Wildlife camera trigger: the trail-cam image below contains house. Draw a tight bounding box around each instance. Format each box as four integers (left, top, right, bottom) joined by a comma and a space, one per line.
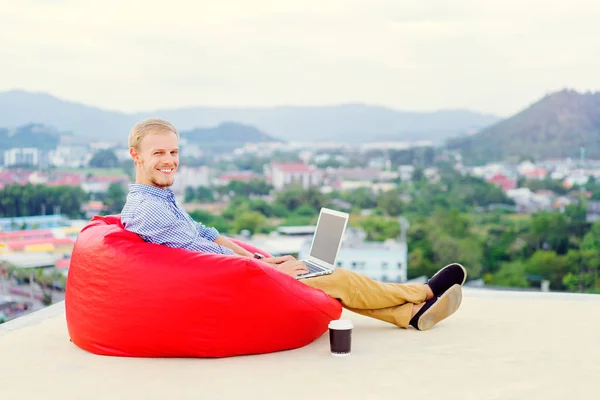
266, 162, 323, 191
214, 171, 259, 186
170, 166, 211, 195
81, 175, 128, 193
522, 168, 548, 180
486, 173, 517, 192
587, 201, 600, 222
398, 165, 415, 182
82, 201, 108, 219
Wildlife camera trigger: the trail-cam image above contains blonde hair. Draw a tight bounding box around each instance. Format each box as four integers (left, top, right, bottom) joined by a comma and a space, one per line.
129, 117, 178, 149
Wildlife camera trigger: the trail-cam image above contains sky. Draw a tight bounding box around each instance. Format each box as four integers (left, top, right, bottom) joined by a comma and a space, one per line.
1, 0, 600, 116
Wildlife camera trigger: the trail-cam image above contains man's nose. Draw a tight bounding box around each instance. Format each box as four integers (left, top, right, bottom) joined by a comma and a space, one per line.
162, 154, 177, 164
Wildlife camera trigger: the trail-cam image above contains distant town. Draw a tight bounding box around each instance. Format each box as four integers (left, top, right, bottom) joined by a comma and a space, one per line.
2, 133, 600, 323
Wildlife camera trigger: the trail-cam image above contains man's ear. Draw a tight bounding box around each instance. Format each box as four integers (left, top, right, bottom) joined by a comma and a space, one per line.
129, 147, 139, 163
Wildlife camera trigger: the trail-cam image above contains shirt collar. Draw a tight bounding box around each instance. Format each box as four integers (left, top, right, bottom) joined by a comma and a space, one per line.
129, 183, 175, 201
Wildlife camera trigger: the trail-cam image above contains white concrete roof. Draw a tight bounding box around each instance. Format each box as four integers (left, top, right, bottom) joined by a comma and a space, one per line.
0, 252, 56, 268
1, 288, 599, 399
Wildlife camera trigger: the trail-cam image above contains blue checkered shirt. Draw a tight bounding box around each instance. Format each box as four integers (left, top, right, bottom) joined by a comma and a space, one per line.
121, 184, 234, 255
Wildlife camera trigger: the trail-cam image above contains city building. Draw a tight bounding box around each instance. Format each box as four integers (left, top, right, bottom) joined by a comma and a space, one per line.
49, 145, 90, 168
285, 219, 410, 284
3, 148, 41, 167
265, 162, 323, 191
297, 227, 408, 283
81, 175, 128, 194
168, 166, 211, 199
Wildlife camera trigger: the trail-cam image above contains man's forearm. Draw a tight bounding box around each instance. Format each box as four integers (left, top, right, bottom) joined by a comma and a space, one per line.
214, 235, 254, 257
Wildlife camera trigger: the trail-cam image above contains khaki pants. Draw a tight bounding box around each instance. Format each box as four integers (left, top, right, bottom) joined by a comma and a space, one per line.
302, 268, 427, 328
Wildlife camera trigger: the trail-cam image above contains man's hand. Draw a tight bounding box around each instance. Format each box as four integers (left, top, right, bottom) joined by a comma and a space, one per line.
261, 255, 309, 277
274, 260, 309, 277
261, 255, 297, 265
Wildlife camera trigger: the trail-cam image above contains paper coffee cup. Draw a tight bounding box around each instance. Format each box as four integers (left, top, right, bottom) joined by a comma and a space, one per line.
328, 319, 353, 356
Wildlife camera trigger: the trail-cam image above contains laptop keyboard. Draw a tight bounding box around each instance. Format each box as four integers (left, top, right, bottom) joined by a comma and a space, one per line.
305, 262, 326, 274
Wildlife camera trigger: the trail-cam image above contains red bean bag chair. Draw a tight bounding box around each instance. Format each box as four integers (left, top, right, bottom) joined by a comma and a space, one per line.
65, 215, 341, 358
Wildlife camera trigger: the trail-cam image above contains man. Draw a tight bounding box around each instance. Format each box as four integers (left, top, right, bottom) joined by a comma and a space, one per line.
121, 118, 467, 331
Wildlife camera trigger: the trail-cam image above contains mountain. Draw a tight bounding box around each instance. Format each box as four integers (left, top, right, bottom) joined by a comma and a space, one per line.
0, 124, 61, 150
446, 89, 600, 164
181, 122, 279, 150
0, 90, 499, 145
148, 104, 499, 144
0, 90, 132, 141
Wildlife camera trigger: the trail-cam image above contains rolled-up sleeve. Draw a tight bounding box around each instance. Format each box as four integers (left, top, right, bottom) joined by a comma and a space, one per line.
122, 200, 234, 255
195, 222, 220, 242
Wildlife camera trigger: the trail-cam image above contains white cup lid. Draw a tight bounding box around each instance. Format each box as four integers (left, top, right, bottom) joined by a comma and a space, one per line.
328, 319, 353, 330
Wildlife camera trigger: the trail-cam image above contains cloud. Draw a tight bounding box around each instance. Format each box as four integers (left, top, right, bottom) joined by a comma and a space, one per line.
1, 0, 600, 115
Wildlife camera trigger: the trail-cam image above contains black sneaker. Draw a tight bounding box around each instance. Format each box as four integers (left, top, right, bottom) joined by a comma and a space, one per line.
409, 284, 462, 331
427, 263, 467, 297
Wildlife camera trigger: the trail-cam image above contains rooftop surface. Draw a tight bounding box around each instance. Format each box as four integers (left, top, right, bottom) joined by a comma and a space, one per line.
1, 288, 598, 399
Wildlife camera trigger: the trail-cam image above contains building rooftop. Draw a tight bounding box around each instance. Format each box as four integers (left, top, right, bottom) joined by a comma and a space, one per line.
1, 288, 598, 398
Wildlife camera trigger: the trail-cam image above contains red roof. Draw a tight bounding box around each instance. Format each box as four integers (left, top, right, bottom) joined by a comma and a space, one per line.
4, 237, 75, 250
48, 174, 83, 186
85, 176, 127, 183
219, 172, 257, 182
0, 229, 54, 240
486, 174, 517, 192
273, 163, 314, 173
56, 258, 71, 269
82, 201, 107, 211
523, 168, 547, 178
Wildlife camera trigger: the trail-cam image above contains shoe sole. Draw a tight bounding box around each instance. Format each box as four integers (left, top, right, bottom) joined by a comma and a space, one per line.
430, 263, 467, 286
418, 284, 462, 331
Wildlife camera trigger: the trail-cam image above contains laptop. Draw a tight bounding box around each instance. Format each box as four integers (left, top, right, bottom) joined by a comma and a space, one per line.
296, 207, 349, 280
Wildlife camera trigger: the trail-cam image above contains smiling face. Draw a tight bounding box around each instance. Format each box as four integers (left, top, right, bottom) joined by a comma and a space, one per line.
130, 129, 179, 189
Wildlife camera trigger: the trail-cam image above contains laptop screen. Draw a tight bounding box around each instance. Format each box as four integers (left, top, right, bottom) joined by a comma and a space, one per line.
309, 212, 347, 265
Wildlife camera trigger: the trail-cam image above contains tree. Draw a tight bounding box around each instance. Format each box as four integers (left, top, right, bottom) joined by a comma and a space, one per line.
105, 182, 126, 214
247, 199, 276, 217
491, 261, 529, 288
189, 209, 231, 234
376, 190, 404, 216
407, 247, 435, 280
428, 232, 483, 279
89, 149, 119, 168
196, 186, 215, 202
563, 222, 600, 292
293, 205, 318, 217
274, 185, 325, 213
525, 250, 568, 289
0, 184, 87, 218
358, 216, 400, 242
233, 211, 265, 234
412, 168, 425, 182
342, 187, 376, 209
526, 212, 570, 255
184, 186, 196, 203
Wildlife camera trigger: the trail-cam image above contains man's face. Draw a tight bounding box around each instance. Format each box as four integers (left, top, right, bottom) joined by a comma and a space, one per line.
130, 130, 179, 189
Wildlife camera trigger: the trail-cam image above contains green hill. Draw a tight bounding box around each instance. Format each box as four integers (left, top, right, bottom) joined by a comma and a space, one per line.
446, 89, 600, 164
180, 122, 281, 150
0, 124, 61, 150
